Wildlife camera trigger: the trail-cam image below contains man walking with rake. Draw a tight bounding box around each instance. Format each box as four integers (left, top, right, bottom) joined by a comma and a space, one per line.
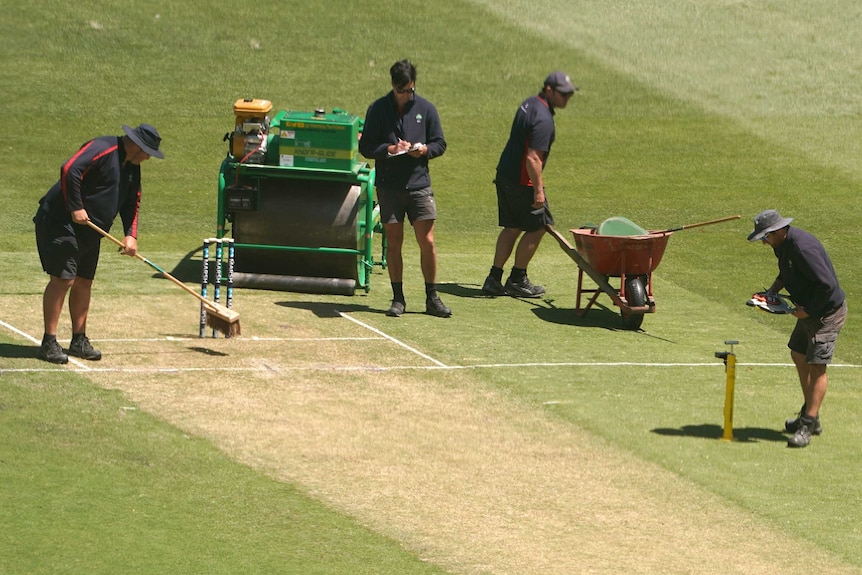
34, 124, 164, 364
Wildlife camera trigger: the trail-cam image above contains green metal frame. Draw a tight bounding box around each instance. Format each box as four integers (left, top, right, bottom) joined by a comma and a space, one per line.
217, 157, 385, 292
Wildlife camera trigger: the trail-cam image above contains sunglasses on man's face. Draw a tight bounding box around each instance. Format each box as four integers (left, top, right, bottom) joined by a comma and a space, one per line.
394, 85, 415, 94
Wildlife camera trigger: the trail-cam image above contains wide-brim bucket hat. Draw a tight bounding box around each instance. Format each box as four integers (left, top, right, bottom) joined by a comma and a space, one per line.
122, 123, 164, 159
748, 209, 793, 241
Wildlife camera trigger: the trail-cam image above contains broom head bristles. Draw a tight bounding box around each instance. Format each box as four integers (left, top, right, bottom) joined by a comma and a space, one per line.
203, 302, 241, 337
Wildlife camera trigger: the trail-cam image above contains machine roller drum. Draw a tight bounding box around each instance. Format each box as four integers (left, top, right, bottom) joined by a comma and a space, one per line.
231, 180, 362, 289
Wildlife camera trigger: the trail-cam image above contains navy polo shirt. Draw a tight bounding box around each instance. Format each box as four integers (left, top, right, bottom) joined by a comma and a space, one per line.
774, 227, 845, 317
496, 94, 555, 187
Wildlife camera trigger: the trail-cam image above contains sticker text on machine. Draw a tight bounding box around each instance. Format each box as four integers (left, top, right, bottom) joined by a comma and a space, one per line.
281, 150, 353, 166
280, 123, 349, 131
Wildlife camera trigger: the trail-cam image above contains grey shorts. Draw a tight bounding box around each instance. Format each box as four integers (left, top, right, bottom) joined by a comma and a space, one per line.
788, 300, 847, 364
495, 180, 555, 232
34, 209, 101, 280
377, 186, 436, 225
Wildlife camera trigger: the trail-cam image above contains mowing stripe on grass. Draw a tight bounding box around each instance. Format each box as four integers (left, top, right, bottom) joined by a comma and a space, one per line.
108, 364, 862, 575
465, 0, 862, 179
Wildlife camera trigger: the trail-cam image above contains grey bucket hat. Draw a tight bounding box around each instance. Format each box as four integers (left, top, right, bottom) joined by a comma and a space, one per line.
748, 209, 793, 241
122, 123, 164, 159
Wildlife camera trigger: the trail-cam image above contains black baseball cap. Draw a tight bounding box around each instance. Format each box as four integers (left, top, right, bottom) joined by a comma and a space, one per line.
544, 71, 578, 94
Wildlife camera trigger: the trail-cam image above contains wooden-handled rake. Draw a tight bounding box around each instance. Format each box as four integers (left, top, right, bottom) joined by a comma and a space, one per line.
86, 221, 240, 337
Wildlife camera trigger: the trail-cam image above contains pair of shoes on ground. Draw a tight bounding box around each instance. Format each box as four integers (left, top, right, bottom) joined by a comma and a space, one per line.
482, 275, 546, 298
785, 405, 821, 448
386, 296, 452, 318
38, 335, 102, 364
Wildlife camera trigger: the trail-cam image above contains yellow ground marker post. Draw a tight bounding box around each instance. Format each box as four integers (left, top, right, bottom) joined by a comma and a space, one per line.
714, 340, 739, 441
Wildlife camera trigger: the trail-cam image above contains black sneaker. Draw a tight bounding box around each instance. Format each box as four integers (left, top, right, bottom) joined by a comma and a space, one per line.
386, 300, 406, 317
785, 406, 822, 436
504, 276, 546, 298
38, 338, 68, 364
68, 334, 102, 361
788, 419, 815, 448
481, 275, 506, 296
425, 295, 452, 318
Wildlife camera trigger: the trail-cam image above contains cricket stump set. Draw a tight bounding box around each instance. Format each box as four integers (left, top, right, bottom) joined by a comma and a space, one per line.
200, 237, 236, 338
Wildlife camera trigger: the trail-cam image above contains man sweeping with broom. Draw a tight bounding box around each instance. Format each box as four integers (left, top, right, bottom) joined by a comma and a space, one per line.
34, 124, 164, 364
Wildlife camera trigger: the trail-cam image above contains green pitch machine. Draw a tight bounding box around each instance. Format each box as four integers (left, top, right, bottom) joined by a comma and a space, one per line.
217, 100, 385, 295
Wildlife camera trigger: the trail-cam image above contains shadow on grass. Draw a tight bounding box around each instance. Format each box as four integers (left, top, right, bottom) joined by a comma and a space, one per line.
0, 342, 39, 360
276, 301, 376, 318
437, 283, 488, 299
165, 245, 206, 283
438, 282, 676, 336
188, 346, 229, 357
536, 298, 674, 338
530, 301, 625, 330
651, 423, 787, 443
437, 282, 625, 327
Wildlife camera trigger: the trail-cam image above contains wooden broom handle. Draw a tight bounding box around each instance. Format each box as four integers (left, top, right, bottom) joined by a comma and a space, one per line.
85, 220, 213, 306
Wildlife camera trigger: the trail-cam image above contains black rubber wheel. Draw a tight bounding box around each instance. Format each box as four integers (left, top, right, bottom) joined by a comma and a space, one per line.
621, 275, 647, 330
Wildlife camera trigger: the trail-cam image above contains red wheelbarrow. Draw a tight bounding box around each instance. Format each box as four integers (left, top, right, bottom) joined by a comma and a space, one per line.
546, 215, 739, 329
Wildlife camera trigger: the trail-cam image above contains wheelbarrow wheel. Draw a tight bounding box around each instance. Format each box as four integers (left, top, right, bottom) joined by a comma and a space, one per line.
621, 275, 646, 330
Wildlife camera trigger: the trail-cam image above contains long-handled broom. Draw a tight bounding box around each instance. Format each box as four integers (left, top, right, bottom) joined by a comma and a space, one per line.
86, 221, 241, 337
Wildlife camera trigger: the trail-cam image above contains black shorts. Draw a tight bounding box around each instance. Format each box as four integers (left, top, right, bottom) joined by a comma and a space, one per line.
34, 209, 101, 280
787, 300, 847, 364
495, 180, 554, 232
377, 185, 437, 225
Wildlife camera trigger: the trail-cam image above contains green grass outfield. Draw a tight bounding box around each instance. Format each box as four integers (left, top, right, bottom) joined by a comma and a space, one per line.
2, 1, 861, 573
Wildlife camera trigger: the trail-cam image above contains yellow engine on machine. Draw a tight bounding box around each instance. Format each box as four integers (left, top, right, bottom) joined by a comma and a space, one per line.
230, 98, 272, 163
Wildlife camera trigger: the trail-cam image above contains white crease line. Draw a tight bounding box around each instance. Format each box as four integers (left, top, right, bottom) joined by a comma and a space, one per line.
336, 311, 449, 367
0, 319, 39, 344
0, 319, 91, 371
4, 362, 861, 375
87, 337, 384, 343
5, 318, 860, 373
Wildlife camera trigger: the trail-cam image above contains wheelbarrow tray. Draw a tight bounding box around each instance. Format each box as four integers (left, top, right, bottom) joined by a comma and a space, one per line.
545, 225, 662, 328
571, 228, 671, 277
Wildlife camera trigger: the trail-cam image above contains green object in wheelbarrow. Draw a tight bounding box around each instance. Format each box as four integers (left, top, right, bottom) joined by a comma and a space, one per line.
598, 216, 649, 236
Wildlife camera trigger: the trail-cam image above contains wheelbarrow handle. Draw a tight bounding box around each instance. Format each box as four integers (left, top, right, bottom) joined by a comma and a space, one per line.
657, 215, 740, 234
